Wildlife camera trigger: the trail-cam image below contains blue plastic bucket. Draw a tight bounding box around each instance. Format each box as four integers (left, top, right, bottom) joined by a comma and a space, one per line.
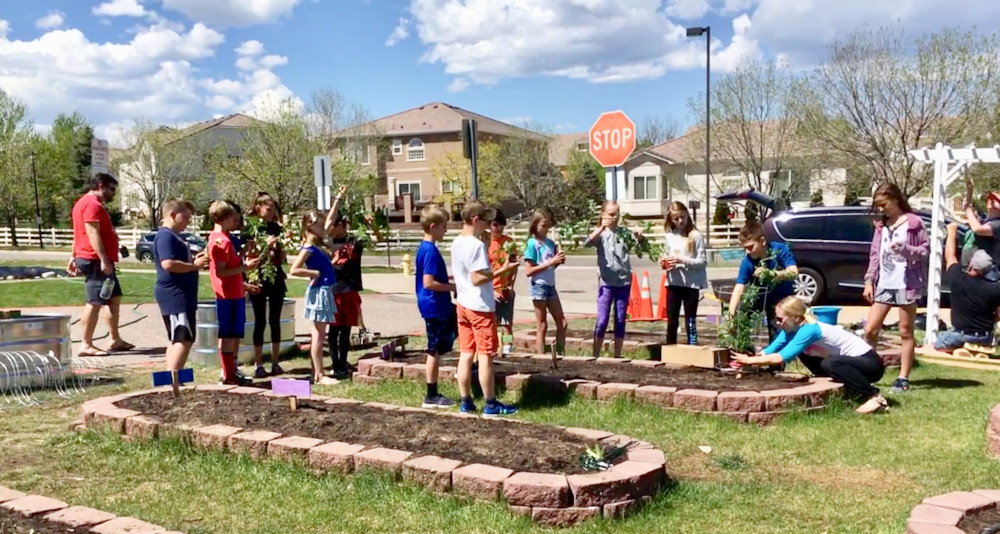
811, 306, 841, 325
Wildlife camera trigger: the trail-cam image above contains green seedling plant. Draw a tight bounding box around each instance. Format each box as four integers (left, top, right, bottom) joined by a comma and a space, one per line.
579, 442, 629, 472
242, 215, 278, 285
719, 253, 780, 356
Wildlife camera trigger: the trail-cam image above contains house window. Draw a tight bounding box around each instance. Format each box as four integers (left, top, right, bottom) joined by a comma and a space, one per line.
398, 182, 422, 200
407, 138, 425, 161
442, 179, 460, 194
349, 144, 370, 165
632, 176, 658, 200
391, 139, 403, 155
576, 142, 588, 151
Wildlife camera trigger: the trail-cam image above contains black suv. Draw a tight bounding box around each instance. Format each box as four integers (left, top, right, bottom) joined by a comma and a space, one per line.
717, 191, 963, 305
134, 232, 207, 262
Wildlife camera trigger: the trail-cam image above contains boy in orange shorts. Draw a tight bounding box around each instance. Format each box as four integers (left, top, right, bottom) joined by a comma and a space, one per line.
450, 201, 518, 417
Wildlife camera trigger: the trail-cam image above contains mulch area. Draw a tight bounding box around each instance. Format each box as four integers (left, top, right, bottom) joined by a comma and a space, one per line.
958, 506, 1000, 533
118, 391, 595, 474
0, 507, 87, 533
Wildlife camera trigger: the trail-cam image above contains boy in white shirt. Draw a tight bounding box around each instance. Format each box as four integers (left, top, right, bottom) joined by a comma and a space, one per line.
451, 201, 519, 417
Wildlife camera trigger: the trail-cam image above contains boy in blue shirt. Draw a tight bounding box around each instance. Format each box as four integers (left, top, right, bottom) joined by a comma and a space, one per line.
727, 221, 798, 341
415, 204, 457, 408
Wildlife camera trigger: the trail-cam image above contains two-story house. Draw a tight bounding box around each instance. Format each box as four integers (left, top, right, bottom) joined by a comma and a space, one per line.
352, 102, 546, 217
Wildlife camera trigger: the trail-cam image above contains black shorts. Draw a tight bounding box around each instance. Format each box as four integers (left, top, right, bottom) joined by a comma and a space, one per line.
162, 309, 196, 343
424, 306, 457, 356
216, 298, 246, 339
75, 258, 122, 306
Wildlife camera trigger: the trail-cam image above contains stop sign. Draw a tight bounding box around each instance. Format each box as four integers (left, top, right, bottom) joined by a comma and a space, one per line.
589, 111, 636, 167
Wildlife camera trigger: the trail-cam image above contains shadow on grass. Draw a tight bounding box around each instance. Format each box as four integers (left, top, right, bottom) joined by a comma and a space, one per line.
909, 378, 983, 389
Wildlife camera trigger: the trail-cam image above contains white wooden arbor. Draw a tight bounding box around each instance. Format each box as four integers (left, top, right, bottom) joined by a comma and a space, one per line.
910, 143, 1000, 345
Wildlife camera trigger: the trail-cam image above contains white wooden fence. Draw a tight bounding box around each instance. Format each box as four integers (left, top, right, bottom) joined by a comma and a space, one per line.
0, 224, 746, 252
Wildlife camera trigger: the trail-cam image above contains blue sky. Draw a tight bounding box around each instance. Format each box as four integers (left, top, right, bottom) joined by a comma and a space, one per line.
2, 0, 999, 141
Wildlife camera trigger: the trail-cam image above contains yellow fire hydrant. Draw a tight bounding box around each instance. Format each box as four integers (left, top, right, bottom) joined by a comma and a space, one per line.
401, 254, 413, 276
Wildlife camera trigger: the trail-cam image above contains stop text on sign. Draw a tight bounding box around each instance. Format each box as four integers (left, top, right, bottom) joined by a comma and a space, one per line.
591, 128, 633, 151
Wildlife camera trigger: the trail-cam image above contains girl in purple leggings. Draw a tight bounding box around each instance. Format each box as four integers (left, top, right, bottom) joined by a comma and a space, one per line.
584, 201, 633, 358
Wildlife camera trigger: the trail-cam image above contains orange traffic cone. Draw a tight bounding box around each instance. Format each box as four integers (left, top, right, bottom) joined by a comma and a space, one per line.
626, 272, 640, 321
638, 270, 654, 320
656, 272, 669, 320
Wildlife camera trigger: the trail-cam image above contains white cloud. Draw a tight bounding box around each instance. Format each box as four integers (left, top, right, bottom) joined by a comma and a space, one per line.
447, 77, 469, 92
0, 20, 10, 39
235, 40, 265, 56
665, 0, 710, 20
385, 18, 410, 46
157, 0, 300, 26
407, 0, 759, 87
35, 11, 65, 30
719, 0, 757, 13
93, 0, 147, 17
0, 19, 295, 137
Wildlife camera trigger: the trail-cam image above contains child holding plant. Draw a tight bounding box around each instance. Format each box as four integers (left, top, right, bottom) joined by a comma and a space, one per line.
208, 200, 261, 386
584, 201, 633, 359
524, 207, 568, 355
246, 191, 287, 378
728, 221, 798, 342
487, 209, 518, 355
660, 201, 707, 345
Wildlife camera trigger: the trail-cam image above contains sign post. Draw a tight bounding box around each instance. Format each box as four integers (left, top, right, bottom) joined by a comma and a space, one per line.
589, 111, 636, 202
314, 155, 332, 210
462, 119, 479, 199
90, 138, 109, 177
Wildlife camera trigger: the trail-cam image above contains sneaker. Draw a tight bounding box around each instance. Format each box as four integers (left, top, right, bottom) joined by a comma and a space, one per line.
270, 363, 284, 376
222, 374, 254, 387
889, 378, 911, 394
856, 394, 889, 414
422, 395, 456, 409
483, 400, 518, 418
459, 398, 478, 414
254, 366, 268, 379
502, 344, 513, 356
316, 376, 341, 386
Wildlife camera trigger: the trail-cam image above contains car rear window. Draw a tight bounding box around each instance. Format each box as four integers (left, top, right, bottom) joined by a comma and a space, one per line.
775, 216, 825, 240
825, 215, 874, 242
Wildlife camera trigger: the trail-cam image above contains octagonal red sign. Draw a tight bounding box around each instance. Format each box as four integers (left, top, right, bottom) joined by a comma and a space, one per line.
589, 111, 636, 168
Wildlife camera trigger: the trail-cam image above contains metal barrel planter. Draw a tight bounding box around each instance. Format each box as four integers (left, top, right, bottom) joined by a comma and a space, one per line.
192, 299, 296, 365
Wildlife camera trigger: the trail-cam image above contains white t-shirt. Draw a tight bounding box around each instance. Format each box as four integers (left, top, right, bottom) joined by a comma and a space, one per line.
451, 235, 494, 312
807, 322, 874, 358
877, 222, 907, 291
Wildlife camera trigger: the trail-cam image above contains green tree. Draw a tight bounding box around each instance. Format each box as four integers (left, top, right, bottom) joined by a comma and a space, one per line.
798, 26, 1000, 197
713, 200, 731, 226
0, 90, 35, 246
47, 112, 93, 224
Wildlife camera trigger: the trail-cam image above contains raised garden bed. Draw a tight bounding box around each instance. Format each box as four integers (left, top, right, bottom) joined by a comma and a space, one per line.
78, 388, 670, 527
512, 329, 662, 359
354, 352, 844, 424
905, 490, 1000, 533
0, 484, 184, 533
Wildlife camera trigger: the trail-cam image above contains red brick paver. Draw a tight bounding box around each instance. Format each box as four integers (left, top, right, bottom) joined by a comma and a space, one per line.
353, 447, 413, 477
531, 506, 600, 527
90, 516, 168, 534
228, 430, 283, 460
634, 385, 676, 406
452, 463, 514, 499
1, 495, 67, 516
191, 424, 242, 451
595, 383, 639, 401
44, 506, 117, 528
268, 436, 324, 461
503, 472, 570, 508
401, 455, 463, 492
673, 389, 718, 411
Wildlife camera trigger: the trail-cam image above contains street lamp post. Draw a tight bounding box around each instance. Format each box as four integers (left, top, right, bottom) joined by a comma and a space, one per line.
29, 153, 43, 249
686, 25, 711, 247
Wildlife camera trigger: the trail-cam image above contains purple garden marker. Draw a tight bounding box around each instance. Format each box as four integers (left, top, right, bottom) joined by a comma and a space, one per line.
381, 343, 393, 360
271, 378, 312, 398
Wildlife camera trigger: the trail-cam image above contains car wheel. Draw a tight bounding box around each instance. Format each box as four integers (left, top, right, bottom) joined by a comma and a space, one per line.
794, 267, 825, 305
139, 251, 154, 263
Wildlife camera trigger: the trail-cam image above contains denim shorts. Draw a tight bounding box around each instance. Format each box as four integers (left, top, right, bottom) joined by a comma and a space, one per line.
934, 329, 993, 350
529, 284, 558, 301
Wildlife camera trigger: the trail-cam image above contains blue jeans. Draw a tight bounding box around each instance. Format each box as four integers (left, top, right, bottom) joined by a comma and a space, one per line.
530, 283, 558, 301
934, 329, 992, 350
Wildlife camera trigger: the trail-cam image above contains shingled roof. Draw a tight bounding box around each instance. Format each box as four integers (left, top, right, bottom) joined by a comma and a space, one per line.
366, 102, 547, 140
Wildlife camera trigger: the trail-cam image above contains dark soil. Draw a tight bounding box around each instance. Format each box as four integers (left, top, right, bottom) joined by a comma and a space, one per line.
958, 506, 1000, 533
492, 359, 804, 391
117, 391, 595, 474
0, 507, 90, 533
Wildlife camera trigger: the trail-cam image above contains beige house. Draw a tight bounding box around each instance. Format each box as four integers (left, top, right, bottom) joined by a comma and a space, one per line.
352, 102, 545, 217
619, 127, 851, 219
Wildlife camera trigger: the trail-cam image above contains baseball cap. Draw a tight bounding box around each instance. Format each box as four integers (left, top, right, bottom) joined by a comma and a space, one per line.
461, 201, 496, 223
970, 250, 994, 274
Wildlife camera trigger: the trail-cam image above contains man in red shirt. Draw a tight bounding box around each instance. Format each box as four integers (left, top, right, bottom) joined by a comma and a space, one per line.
69, 173, 133, 356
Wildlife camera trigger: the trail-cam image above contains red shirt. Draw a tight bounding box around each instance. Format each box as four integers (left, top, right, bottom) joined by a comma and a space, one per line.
208, 230, 244, 299
71, 193, 118, 262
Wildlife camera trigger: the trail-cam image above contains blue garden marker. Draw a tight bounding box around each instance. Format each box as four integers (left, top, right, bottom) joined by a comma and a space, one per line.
152, 368, 193, 397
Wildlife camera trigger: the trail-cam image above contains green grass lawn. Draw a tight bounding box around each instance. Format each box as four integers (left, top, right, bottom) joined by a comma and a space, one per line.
0, 273, 314, 308
2, 357, 1000, 533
